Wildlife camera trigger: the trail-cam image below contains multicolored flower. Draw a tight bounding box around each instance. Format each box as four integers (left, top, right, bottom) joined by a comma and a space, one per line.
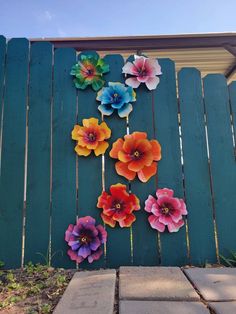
122, 55, 162, 90
70, 54, 109, 91
65, 216, 107, 264
97, 183, 140, 227
72, 117, 111, 156
145, 188, 187, 233
96, 82, 136, 118
109, 132, 161, 182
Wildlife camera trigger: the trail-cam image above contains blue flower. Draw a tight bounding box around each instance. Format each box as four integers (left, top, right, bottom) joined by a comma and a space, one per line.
96, 82, 136, 118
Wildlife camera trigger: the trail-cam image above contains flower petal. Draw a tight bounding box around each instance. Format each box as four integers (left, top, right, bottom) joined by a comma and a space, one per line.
150, 140, 161, 161
122, 62, 138, 75
75, 145, 91, 156
98, 104, 114, 116
148, 215, 165, 232
118, 150, 132, 162
167, 219, 184, 233
109, 138, 124, 159
101, 213, 116, 227
115, 161, 136, 180
100, 121, 111, 139
144, 195, 157, 213
94, 141, 109, 156
125, 77, 141, 89
145, 76, 160, 90
119, 213, 136, 227
156, 188, 174, 198
118, 103, 133, 118
82, 118, 99, 127
128, 151, 153, 172
137, 162, 157, 182
78, 244, 91, 259
71, 125, 81, 140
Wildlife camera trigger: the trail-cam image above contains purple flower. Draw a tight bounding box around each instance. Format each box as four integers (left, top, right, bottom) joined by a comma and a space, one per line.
65, 216, 107, 264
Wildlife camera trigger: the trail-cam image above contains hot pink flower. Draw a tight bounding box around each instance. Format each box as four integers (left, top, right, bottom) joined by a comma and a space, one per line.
122, 55, 162, 90
145, 188, 187, 233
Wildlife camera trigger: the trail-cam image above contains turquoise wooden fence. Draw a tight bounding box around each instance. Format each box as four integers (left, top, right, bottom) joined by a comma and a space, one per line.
0, 36, 236, 269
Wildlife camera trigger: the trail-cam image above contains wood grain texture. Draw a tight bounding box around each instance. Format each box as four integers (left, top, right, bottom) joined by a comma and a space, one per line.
24, 42, 53, 264
103, 54, 132, 268
128, 55, 160, 266
51, 48, 77, 268
0, 38, 29, 268
178, 68, 216, 265
154, 59, 188, 266
76, 51, 107, 269
204, 74, 236, 258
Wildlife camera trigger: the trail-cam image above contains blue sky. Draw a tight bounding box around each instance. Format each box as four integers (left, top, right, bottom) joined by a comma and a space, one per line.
0, 0, 236, 38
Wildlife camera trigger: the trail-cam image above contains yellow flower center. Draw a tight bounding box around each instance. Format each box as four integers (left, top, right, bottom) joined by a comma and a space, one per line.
162, 207, 170, 215
88, 133, 96, 141
133, 151, 140, 158
113, 93, 118, 98
81, 237, 87, 243
115, 203, 121, 209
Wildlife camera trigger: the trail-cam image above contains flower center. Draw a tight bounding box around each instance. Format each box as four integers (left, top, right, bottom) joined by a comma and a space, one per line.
132, 150, 141, 159
162, 207, 170, 215
88, 133, 96, 142
80, 236, 88, 244
115, 203, 121, 209
86, 68, 94, 75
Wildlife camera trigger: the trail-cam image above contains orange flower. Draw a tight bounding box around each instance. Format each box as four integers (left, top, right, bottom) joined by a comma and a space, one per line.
97, 183, 140, 227
110, 132, 161, 182
72, 117, 111, 156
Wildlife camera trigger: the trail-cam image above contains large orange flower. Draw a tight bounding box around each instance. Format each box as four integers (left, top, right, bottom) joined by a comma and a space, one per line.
97, 183, 140, 227
109, 132, 161, 182
72, 117, 111, 156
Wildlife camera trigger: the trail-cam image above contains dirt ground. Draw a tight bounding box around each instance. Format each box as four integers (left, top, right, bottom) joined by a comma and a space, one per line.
0, 263, 75, 314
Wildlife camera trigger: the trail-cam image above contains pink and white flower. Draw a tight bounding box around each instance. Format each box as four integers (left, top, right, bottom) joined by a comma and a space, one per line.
145, 188, 187, 233
122, 55, 162, 90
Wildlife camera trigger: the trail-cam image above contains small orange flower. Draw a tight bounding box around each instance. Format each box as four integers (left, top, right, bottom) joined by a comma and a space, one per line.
72, 117, 111, 156
97, 183, 140, 227
110, 132, 161, 182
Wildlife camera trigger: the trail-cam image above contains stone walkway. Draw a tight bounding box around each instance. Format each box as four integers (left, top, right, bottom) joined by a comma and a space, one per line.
53, 267, 236, 314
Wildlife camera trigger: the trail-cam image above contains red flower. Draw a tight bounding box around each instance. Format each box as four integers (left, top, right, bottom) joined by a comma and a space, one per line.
109, 132, 161, 182
97, 183, 140, 227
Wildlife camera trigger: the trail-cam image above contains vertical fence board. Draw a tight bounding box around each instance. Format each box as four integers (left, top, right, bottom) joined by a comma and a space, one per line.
128, 55, 159, 266
0, 36, 6, 129
203, 74, 236, 258
0, 38, 29, 268
103, 54, 132, 268
77, 51, 106, 269
24, 42, 53, 264
178, 68, 216, 265
229, 81, 236, 152
51, 48, 77, 268
154, 59, 188, 266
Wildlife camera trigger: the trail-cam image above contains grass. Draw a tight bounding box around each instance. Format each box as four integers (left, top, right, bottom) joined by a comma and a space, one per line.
0, 262, 75, 314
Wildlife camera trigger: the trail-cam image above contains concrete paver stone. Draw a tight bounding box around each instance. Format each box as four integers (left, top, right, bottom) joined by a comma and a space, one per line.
119, 267, 199, 301
120, 301, 210, 314
184, 268, 236, 301
53, 269, 116, 314
209, 302, 236, 314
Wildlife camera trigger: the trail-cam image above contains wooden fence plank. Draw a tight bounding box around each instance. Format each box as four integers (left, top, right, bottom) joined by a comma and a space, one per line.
77, 51, 107, 269
229, 81, 236, 155
203, 74, 236, 258
0, 36, 6, 130
154, 59, 188, 266
103, 54, 132, 268
0, 38, 29, 268
51, 48, 77, 268
178, 68, 216, 265
24, 42, 53, 264
128, 55, 160, 266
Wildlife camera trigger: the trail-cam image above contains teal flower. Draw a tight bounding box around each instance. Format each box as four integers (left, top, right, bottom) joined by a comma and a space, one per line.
96, 82, 136, 118
70, 54, 109, 91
